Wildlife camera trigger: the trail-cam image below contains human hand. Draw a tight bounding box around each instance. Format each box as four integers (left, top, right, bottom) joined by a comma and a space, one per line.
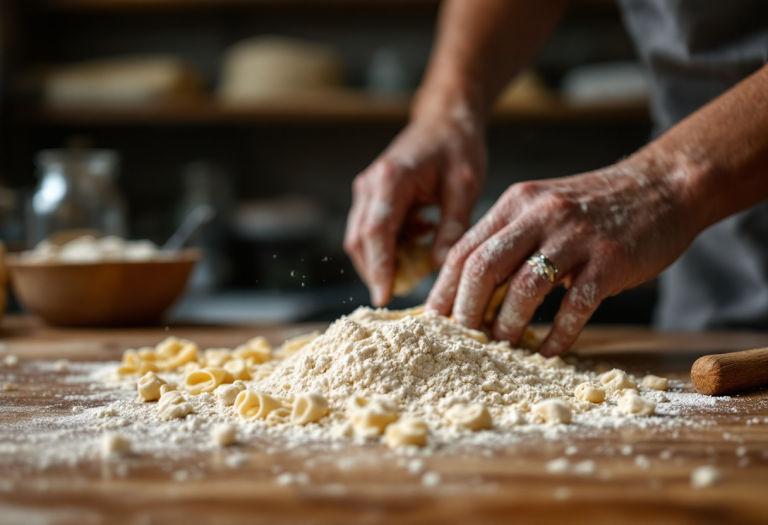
344, 108, 487, 306
425, 154, 703, 356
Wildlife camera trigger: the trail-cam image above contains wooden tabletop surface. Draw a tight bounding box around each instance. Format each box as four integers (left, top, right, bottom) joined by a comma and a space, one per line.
1, 316, 768, 525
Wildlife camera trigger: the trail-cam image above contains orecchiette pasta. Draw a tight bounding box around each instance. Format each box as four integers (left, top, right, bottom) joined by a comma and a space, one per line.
346, 396, 398, 437
574, 382, 606, 404
444, 403, 492, 431
233, 336, 273, 365
291, 392, 329, 425
157, 390, 193, 420
599, 369, 637, 393
215, 381, 246, 406
156, 343, 199, 372
223, 358, 251, 381
234, 390, 282, 421
203, 348, 233, 368
137, 371, 167, 402
184, 367, 234, 395
641, 374, 669, 391
265, 407, 292, 426
531, 399, 572, 424
274, 331, 320, 359
618, 390, 656, 416
160, 383, 176, 396
384, 418, 428, 448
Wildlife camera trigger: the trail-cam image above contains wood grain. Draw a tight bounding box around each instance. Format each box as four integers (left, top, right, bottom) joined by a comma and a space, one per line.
1, 317, 768, 525
692, 347, 768, 396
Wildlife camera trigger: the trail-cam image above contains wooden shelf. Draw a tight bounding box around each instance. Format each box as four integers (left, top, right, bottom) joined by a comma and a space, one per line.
39, 0, 614, 13
24, 93, 649, 126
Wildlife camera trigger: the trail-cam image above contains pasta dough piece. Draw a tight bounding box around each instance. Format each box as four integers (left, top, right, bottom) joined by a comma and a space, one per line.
641, 374, 669, 391
346, 396, 398, 438
393, 243, 434, 297
215, 381, 246, 407
100, 432, 131, 459
291, 392, 329, 425
233, 336, 273, 365
137, 371, 167, 402
234, 391, 282, 421
210, 423, 237, 447
618, 390, 656, 416
160, 383, 176, 396
158, 391, 193, 420
203, 348, 233, 368
223, 358, 251, 381
532, 399, 572, 424
574, 382, 606, 404
599, 369, 637, 394
183, 367, 234, 395
154, 337, 200, 371
384, 418, 429, 448
265, 407, 292, 426
444, 403, 493, 431
274, 331, 320, 359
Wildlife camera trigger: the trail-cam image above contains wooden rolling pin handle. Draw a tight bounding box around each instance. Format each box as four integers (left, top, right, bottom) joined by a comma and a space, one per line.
691, 347, 768, 396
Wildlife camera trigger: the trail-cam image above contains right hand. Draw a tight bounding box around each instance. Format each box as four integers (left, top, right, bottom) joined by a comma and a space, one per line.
344, 107, 487, 306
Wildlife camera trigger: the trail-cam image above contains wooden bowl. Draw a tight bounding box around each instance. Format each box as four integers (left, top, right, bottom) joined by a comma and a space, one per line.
6, 250, 201, 327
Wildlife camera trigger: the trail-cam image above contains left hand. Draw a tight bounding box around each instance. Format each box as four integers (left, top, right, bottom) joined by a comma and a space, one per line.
425, 154, 703, 356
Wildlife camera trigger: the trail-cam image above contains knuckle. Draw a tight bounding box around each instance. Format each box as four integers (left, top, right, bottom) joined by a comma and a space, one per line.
464, 251, 493, 281
361, 220, 388, 238
507, 181, 539, 201
511, 272, 544, 298
373, 158, 401, 186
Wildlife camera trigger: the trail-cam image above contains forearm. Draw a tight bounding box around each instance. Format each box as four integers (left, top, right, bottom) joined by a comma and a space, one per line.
413, 0, 569, 123
638, 63, 768, 232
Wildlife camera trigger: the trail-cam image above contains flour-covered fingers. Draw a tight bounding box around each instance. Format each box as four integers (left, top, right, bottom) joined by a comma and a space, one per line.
492, 245, 586, 344
450, 223, 542, 329
359, 161, 414, 306
425, 208, 510, 315
538, 270, 605, 357
343, 175, 371, 285
432, 165, 480, 266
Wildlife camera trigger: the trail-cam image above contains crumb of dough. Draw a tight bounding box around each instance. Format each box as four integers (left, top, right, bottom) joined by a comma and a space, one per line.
101, 432, 131, 459
211, 423, 237, 447
421, 471, 442, 487
642, 374, 669, 391
691, 466, 720, 488
3, 354, 19, 367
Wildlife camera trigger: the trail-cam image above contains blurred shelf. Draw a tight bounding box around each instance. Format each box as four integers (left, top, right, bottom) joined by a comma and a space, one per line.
24, 94, 649, 126
38, 0, 615, 13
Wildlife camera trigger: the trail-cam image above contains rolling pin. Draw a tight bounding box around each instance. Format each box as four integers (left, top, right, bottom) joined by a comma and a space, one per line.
691, 347, 768, 395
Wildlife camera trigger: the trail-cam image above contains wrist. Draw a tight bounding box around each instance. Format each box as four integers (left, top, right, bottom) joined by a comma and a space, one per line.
411, 77, 489, 131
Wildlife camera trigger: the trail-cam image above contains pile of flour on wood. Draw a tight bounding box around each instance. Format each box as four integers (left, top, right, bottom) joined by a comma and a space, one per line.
3, 306, 728, 472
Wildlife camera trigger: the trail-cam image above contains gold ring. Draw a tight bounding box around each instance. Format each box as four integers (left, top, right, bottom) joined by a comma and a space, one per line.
526, 253, 559, 283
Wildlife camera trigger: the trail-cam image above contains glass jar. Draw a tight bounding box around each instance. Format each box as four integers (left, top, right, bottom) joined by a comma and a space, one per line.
28, 149, 128, 244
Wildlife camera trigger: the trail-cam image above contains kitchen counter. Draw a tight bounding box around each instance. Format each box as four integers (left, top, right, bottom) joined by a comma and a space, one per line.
1, 316, 768, 525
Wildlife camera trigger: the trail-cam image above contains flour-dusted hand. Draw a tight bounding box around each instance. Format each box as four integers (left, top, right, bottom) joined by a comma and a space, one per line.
344, 109, 486, 306
426, 152, 704, 356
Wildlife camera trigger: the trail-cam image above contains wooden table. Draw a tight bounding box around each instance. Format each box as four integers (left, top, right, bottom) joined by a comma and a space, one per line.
1, 317, 768, 525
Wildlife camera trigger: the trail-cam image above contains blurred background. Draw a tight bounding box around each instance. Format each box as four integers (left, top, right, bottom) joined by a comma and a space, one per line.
0, 0, 656, 325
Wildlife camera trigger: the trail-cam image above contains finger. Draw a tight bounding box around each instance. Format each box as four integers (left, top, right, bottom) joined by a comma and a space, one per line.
433, 165, 478, 266
425, 209, 508, 315
492, 243, 587, 344
538, 270, 604, 357
343, 174, 372, 285
452, 221, 542, 329
425, 182, 535, 315
359, 161, 414, 306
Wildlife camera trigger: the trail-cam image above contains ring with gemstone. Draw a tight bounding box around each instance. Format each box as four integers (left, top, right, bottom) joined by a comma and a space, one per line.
526, 253, 559, 283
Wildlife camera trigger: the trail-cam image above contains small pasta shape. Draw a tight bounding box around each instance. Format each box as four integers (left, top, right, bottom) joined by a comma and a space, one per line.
274, 331, 320, 359
155, 336, 194, 359
265, 407, 292, 426
599, 369, 637, 393
444, 403, 492, 431
160, 383, 176, 396
234, 390, 282, 421
618, 390, 656, 416
233, 336, 273, 364
137, 371, 167, 402
384, 418, 429, 448
531, 399, 572, 424
574, 382, 606, 404
156, 343, 199, 372
641, 374, 668, 391
215, 381, 246, 406
183, 367, 234, 395
203, 348, 233, 368
157, 391, 193, 420
223, 358, 251, 381
346, 396, 398, 437
291, 392, 329, 425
